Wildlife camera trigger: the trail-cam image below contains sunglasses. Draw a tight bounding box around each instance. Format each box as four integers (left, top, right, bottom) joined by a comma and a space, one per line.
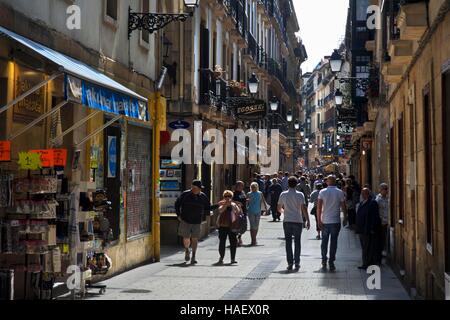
224, 195, 232, 198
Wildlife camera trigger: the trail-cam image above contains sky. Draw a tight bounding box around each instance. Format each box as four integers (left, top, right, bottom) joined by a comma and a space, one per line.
293, 0, 349, 73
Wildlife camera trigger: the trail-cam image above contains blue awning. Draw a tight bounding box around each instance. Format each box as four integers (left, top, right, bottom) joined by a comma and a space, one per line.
0, 25, 149, 121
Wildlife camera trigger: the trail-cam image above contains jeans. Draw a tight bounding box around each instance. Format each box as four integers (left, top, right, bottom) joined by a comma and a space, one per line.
321, 223, 341, 263
283, 222, 303, 265
219, 227, 237, 261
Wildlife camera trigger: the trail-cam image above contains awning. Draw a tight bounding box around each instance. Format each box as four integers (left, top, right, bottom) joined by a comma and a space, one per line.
0, 26, 148, 122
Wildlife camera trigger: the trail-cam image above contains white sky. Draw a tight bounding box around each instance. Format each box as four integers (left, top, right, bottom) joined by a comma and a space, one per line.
293, 0, 349, 73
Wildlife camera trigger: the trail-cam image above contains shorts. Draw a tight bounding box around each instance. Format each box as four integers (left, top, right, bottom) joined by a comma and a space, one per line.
178, 220, 201, 239
248, 214, 261, 231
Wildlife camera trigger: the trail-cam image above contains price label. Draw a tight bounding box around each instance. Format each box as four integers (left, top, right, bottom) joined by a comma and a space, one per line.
30, 150, 54, 167
0, 141, 11, 161
18, 152, 42, 170
52, 149, 67, 167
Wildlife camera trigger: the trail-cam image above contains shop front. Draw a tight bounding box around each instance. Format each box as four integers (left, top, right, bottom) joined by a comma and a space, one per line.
0, 26, 155, 299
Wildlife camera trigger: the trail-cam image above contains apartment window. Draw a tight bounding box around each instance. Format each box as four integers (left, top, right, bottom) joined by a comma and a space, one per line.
106, 0, 118, 20
141, 0, 150, 43
423, 86, 433, 249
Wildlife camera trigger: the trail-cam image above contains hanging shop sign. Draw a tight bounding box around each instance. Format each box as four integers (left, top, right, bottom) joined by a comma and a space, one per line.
235, 99, 267, 121
0, 141, 11, 161
169, 120, 190, 130
18, 152, 42, 170
65, 75, 149, 122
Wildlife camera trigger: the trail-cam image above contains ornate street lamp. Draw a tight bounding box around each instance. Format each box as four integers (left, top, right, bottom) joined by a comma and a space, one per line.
335, 89, 343, 106
270, 96, 279, 111
287, 111, 293, 122
294, 121, 300, 130
300, 127, 305, 137
248, 73, 259, 95
128, 0, 199, 38
330, 49, 343, 73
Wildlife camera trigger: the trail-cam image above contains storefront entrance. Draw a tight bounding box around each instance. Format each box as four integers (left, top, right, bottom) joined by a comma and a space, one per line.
104, 123, 121, 242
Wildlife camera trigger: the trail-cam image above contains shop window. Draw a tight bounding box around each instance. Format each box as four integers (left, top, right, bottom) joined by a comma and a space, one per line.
423, 85, 433, 250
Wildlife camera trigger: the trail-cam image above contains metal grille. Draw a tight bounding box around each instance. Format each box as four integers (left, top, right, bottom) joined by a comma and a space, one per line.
126, 125, 152, 238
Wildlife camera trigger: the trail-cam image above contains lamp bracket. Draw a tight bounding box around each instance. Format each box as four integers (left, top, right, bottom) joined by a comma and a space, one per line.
128, 8, 194, 38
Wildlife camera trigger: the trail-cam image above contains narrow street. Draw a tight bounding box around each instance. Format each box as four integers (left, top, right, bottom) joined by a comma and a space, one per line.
88, 214, 409, 300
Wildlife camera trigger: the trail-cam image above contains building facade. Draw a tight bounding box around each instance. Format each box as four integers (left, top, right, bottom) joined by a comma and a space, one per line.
357, 0, 450, 299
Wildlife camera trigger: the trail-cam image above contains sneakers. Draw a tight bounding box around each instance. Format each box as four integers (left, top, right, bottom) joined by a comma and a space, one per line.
184, 248, 190, 262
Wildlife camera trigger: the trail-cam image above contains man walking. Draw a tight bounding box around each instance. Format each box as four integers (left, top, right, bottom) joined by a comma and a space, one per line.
175, 180, 211, 264
269, 178, 283, 222
317, 175, 348, 271
296, 176, 311, 202
281, 172, 290, 191
356, 188, 382, 269
278, 177, 310, 271
375, 183, 389, 258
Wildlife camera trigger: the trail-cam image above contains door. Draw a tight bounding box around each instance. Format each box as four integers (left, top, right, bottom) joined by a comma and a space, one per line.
104, 123, 121, 241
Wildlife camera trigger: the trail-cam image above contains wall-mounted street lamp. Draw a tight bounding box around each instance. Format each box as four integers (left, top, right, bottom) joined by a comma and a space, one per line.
248, 73, 259, 95
287, 111, 293, 122
335, 89, 343, 106
128, 0, 199, 38
270, 96, 279, 111
330, 49, 343, 73
300, 127, 305, 137
294, 121, 300, 130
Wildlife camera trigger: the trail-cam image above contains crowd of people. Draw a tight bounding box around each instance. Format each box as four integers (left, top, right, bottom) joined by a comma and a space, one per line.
174, 171, 389, 272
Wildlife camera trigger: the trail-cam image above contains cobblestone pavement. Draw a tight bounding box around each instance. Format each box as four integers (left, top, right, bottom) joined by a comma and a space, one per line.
88, 214, 410, 300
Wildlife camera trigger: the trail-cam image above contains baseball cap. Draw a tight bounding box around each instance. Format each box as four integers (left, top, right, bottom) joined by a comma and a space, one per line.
192, 180, 204, 189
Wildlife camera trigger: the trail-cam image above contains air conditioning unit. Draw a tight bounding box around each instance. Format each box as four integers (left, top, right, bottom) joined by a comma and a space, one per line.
446, 273, 450, 300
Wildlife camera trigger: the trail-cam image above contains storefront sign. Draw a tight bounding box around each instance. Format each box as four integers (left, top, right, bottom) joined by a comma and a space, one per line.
107, 136, 117, 178
169, 120, 190, 130
235, 99, 267, 120
13, 65, 45, 124
18, 152, 42, 170
66, 75, 148, 121
0, 141, 11, 161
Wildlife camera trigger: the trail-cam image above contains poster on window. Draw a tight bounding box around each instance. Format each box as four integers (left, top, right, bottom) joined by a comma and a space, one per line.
107, 136, 117, 178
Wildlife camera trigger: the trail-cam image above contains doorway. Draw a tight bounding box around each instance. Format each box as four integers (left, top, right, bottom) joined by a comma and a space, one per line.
443, 69, 450, 274
104, 122, 121, 241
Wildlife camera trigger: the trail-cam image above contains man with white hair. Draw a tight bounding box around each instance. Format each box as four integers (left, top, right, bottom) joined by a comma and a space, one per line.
317, 175, 348, 271
376, 183, 389, 258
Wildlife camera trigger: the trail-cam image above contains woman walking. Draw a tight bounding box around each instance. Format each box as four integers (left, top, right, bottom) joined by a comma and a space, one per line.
247, 182, 267, 246
232, 181, 247, 247
217, 190, 241, 265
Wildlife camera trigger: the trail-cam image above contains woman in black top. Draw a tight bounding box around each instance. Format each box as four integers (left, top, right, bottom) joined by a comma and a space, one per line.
232, 181, 247, 247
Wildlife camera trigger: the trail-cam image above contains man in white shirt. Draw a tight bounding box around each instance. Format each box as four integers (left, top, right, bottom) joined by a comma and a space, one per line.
278, 177, 310, 271
317, 175, 348, 271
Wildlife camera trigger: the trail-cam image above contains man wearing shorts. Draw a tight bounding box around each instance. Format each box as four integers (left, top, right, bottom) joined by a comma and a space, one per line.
175, 180, 211, 264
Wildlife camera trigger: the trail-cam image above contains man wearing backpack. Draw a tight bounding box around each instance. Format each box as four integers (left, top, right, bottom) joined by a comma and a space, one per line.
175, 180, 211, 264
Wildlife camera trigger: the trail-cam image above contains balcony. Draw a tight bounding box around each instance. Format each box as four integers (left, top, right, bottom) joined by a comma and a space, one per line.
397, 1, 427, 41
267, 58, 288, 91
226, 0, 248, 46
199, 69, 228, 110
388, 39, 413, 65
